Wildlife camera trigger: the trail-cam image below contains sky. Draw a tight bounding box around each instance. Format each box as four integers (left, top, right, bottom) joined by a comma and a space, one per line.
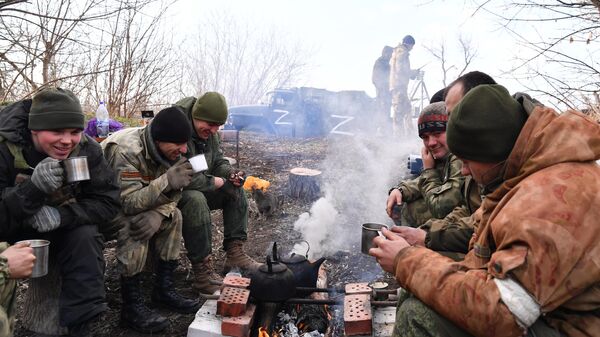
172, 0, 595, 107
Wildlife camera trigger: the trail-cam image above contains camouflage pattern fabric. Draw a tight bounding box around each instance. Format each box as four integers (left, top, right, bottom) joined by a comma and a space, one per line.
0, 243, 16, 337
394, 297, 474, 337
394, 154, 464, 227
116, 209, 182, 276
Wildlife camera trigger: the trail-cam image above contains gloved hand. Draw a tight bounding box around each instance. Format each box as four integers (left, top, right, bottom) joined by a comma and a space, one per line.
228, 170, 246, 187
129, 210, 163, 242
28, 206, 61, 233
166, 158, 193, 191
31, 157, 64, 194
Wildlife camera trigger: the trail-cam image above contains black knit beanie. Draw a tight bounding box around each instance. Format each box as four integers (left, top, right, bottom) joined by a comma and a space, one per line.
447, 84, 527, 163
150, 106, 192, 143
417, 102, 447, 137
28, 88, 84, 130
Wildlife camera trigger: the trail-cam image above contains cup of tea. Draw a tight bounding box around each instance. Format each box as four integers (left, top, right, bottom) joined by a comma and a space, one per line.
361, 223, 388, 254
62, 156, 90, 183
189, 154, 208, 173
16, 239, 50, 278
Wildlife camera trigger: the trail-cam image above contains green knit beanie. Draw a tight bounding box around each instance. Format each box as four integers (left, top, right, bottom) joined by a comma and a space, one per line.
191, 92, 228, 124
446, 84, 526, 163
29, 88, 84, 130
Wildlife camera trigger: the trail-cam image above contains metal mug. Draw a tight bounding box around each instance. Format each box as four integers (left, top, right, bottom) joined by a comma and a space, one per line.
62, 156, 90, 183
16, 239, 50, 278
361, 223, 388, 254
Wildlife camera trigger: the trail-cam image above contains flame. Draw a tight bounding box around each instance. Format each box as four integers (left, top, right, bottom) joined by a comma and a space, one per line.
325, 305, 332, 320
243, 176, 271, 192
258, 327, 269, 337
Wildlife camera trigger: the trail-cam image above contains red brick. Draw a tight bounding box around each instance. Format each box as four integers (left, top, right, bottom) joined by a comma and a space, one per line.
345, 282, 371, 295
221, 304, 256, 337
344, 294, 372, 336
217, 287, 250, 317
222, 275, 251, 289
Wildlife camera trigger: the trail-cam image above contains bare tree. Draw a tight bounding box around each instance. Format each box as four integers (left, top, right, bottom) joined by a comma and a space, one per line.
424, 34, 478, 88
471, 0, 600, 109
181, 11, 312, 106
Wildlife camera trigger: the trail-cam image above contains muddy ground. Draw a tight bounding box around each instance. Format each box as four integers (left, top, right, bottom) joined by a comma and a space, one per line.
14, 131, 397, 337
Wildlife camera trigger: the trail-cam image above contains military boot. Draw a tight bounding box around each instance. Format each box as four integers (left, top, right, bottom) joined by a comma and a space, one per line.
192, 256, 223, 295
152, 260, 200, 313
120, 274, 169, 333
224, 240, 260, 273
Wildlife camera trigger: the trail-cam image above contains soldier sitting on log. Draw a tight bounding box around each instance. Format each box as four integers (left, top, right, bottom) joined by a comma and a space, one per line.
385, 102, 463, 228
0, 88, 121, 336
102, 107, 200, 334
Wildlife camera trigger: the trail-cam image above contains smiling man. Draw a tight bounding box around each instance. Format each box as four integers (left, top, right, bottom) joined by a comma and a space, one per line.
175, 92, 259, 295
386, 102, 463, 227
0, 88, 121, 337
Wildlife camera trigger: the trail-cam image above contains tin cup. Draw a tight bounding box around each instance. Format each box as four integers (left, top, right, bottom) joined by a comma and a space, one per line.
189, 154, 208, 173
62, 156, 90, 183
16, 239, 50, 278
361, 223, 388, 254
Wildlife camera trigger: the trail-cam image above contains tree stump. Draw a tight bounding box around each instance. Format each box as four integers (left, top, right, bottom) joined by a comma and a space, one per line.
22, 260, 68, 335
288, 168, 321, 201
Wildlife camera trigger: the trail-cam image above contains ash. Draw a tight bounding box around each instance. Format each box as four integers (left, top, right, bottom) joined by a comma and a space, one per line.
275, 311, 324, 337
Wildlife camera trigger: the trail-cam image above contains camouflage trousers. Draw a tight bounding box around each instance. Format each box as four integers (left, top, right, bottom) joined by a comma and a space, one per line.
391, 89, 413, 136
179, 187, 248, 264
401, 199, 433, 228
0, 279, 16, 337
116, 209, 182, 276
394, 296, 563, 337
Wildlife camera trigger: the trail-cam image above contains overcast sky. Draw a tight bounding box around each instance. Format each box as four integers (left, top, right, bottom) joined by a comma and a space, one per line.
173, 0, 595, 107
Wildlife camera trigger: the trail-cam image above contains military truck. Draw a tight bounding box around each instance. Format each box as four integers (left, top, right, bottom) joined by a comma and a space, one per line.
226, 87, 377, 137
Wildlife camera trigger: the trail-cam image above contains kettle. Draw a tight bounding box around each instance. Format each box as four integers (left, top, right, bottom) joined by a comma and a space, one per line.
249, 242, 296, 302
279, 241, 326, 290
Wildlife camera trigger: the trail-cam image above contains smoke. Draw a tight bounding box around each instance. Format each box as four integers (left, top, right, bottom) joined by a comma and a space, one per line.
293, 126, 422, 259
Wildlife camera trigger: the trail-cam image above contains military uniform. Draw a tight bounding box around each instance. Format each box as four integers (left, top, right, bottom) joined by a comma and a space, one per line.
175, 97, 248, 264
372, 47, 392, 124
0, 243, 16, 337
389, 43, 418, 134
102, 127, 182, 276
391, 153, 463, 227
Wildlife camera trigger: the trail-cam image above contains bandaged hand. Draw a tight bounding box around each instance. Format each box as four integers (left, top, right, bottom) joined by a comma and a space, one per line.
31, 157, 64, 194
166, 158, 193, 191
129, 210, 163, 242
28, 206, 61, 232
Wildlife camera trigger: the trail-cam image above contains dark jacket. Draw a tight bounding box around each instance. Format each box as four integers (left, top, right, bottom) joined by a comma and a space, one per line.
0, 99, 121, 241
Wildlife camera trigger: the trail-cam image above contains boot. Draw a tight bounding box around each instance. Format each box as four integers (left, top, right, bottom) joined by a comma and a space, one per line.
152, 260, 200, 313
192, 256, 223, 295
224, 240, 260, 273
120, 274, 169, 333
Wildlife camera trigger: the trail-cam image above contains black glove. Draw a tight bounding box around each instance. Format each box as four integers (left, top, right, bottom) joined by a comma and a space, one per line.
166, 158, 193, 191
129, 210, 163, 242
28, 206, 61, 232
31, 157, 64, 194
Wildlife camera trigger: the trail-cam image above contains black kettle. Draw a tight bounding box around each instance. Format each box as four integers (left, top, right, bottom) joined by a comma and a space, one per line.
249, 242, 296, 302
279, 241, 326, 290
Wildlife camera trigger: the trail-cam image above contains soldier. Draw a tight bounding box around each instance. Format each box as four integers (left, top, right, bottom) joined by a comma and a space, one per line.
175, 92, 259, 295
385, 102, 463, 227
102, 107, 200, 333
372, 45, 394, 125
372, 84, 600, 337
0, 242, 35, 337
0, 88, 121, 336
391, 71, 498, 259
389, 35, 420, 136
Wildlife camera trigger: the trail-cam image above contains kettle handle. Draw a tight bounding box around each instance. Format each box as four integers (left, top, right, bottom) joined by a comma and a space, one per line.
299, 240, 310, 258
266, 255, 273, 272
272, 242, 280, 262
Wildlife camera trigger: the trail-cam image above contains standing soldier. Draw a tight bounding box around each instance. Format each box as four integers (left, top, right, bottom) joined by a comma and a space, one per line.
389, 35, 420, 136
175, 92, 260, 295
372, 45, 394, 129
102, 107, 200, 334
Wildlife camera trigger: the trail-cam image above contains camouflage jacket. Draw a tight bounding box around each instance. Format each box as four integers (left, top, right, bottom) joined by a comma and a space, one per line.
372, 55, 390, 92
0, 243, 9, 288
393, 153, 464, 220
175, 97, 234, 192
421, 176, 482, 253
393, 106, 600, 337
389, 44, 416, 91
102, 127, 180, 219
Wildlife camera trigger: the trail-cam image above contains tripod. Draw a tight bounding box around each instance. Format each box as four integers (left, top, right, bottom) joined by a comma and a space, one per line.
409, 71, 430, 117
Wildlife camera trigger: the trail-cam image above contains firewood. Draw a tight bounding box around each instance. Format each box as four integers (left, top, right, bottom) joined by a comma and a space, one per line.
288, 167, 321, 201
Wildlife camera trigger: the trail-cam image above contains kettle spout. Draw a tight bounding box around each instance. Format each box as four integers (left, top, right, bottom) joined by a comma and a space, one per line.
311, 257, 326, 269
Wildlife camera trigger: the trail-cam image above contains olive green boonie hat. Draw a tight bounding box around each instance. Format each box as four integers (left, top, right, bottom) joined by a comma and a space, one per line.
191, 92, 228, 125
446, 84, 527, 163
28, 88, 85, 130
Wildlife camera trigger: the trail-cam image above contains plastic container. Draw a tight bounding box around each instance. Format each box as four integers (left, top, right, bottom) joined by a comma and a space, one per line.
96, 101, 110, 138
